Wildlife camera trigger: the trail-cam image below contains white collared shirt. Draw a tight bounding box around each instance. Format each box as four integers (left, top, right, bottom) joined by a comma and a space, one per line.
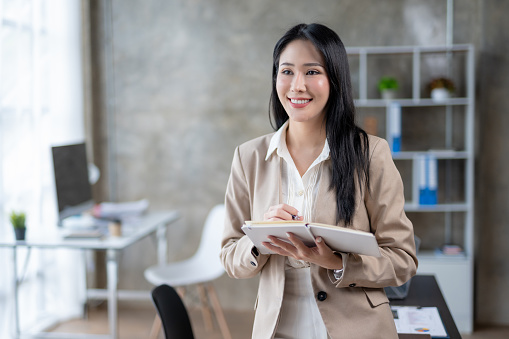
266, 121, 331, 268
267, 121, 330, 339
266, 120, 330, 222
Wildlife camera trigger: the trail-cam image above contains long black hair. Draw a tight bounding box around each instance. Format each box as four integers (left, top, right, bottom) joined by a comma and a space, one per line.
269, 23, 370, 225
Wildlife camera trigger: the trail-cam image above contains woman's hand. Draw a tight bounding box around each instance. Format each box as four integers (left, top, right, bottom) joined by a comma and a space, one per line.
262, 233, 343, 270
263, 203, 303, 221
262, 204, 342, 269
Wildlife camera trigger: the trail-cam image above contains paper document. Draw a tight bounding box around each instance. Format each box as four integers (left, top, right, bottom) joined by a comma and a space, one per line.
94, 199, 149, 219
391, 306, 448, 338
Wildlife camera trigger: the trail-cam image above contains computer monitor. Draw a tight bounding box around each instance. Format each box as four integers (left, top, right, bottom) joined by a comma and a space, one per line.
52, 142, 94, 225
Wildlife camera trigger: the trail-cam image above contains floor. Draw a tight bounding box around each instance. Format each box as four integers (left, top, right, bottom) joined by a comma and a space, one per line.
49, 302, 253, 339
48, 302, 509, 339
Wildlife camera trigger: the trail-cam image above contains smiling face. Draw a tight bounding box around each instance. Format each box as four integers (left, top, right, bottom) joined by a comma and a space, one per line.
276, 39, 330, 126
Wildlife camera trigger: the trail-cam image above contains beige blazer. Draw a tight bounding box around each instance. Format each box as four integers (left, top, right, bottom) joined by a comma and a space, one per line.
220, 133, 418, 339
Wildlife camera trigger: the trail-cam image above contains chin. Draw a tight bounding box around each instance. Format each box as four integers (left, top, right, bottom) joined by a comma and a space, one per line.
287, 112, 322, 124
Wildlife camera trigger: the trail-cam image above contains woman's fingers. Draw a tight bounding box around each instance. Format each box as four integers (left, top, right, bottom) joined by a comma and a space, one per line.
315, 236, 332, 253
262, 237, 293, 256
266, 236, 294, 252
263, 233, 342, 270
286, 232, 310, 253
263, 204, 301, 221
267, 233, 312, 260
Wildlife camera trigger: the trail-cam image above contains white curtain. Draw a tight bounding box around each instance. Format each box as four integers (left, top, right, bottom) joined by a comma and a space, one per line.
0, 0, 86, 335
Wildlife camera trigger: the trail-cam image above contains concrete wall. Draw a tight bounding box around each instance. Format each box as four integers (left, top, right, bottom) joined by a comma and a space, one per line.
88, 0, 509, 325
476, 0, 509, 325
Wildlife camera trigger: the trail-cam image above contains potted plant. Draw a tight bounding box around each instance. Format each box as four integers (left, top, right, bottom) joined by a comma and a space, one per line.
378, 76, 399, 100
429, 77, 455, 102
10, 210, 26, 241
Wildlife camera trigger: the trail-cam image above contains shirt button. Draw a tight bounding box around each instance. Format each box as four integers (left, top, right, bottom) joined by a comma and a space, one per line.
349, 283, 356, 288
297, 190, 304, 196
317, 291, 327, 301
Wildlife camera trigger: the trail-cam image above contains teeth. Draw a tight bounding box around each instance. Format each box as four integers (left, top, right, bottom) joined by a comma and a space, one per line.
291, 99, 310, 104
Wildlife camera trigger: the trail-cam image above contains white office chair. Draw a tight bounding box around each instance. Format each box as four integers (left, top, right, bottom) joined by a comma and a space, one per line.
144, 204, 231, 339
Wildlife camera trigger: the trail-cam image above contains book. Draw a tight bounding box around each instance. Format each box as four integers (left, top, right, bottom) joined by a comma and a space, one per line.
63, 230, 105, 239
391, 306, 449, 338
415, 154, 438, 205
241, 221, 381, 256
389, 102, 401, 152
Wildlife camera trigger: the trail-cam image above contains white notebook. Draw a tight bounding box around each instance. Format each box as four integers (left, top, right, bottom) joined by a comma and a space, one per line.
242, 221, 381, 256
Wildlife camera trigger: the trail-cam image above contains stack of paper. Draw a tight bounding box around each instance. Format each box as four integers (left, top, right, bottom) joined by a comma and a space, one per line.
392, 306, 449, 338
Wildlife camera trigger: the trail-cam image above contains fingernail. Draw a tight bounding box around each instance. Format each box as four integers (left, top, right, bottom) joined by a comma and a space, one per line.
316, 237, 322, 243
286, 232, 291, 238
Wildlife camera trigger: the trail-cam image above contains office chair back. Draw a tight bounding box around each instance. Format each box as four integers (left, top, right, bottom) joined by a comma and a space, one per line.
194, 204, 225, 275
152, 284, 194, 339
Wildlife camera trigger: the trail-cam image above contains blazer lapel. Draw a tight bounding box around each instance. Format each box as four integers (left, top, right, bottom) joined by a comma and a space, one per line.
314, 161, 338, 225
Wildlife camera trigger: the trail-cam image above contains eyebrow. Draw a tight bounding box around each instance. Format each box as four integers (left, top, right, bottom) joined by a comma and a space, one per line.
280, 62, 325, 68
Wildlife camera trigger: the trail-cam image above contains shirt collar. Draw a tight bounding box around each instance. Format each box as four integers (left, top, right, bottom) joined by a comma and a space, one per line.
265, 120, 330, 162
266, 121, 288, 160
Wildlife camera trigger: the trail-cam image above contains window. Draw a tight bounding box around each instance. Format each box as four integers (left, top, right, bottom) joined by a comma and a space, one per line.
0, 0, 85, 334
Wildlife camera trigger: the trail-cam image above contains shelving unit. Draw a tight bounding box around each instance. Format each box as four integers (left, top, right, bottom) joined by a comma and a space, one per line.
347, 44, 475, 333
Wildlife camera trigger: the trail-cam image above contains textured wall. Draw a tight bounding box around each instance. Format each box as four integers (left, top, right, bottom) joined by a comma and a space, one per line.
88, 0, 509, 325
476, 0, 509, 325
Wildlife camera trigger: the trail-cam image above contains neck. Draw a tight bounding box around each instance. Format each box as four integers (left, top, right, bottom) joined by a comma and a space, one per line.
286, 119, 326, 151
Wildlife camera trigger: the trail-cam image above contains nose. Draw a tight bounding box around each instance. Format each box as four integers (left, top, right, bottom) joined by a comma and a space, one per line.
291, 72, 306, 92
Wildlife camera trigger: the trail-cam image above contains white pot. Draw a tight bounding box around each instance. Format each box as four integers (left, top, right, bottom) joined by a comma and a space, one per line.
381, 89, 396, 100
431, 88, 450, 102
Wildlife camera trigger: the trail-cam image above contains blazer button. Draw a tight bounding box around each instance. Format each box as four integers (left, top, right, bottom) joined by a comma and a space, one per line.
250, 261, 256, 266
317, 291, 327, 301
349, 283, 356, 287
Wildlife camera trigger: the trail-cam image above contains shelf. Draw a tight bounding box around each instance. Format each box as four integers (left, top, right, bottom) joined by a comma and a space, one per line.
348, 43, 475, 333
404, 203, 470, 212
354, 98, 469, 107
392, 151, 469, 160
346, 44, 472, 55
418, 250, 470, 261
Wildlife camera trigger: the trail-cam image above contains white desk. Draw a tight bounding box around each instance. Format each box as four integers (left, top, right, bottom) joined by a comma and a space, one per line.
0, 210, 180, 339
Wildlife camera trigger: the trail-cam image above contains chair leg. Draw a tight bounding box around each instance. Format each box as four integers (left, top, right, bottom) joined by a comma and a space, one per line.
197, 283, 214, 331
176, 286, 186, 298
206, 283, 232, 339
149, 314, 162, 339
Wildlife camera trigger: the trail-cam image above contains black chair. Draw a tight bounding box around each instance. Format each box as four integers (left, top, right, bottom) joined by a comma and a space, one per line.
151, 284, 194, 339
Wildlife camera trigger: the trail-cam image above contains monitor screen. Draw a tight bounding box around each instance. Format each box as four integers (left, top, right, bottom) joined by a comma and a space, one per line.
52, 143, 94, 224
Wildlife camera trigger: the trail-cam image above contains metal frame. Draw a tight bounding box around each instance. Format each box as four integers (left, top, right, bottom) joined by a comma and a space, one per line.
346, 44, 475, 333
3, 210, 179, 339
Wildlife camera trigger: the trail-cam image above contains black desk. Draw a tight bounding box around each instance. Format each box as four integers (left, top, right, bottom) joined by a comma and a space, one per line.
390, 275, 461, 339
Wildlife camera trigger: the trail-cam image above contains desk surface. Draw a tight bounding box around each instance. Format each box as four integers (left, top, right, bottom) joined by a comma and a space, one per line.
391, 275, 461, 339
0, 210, 180, 250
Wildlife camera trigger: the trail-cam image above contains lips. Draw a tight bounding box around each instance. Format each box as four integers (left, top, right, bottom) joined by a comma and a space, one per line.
288, 97, 312, 108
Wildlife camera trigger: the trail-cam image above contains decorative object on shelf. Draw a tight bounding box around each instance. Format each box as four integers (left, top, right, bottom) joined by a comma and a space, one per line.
435, 244, 464, 257
10, 210, 26, 241
428, 77, 455, 102
416, 154, 437, 205
378, 76, 399, 100
388, 102, 401, 152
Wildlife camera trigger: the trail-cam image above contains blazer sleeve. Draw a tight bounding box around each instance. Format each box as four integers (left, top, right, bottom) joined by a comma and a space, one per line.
220, 146, 270, 279
333, 138, 418, 288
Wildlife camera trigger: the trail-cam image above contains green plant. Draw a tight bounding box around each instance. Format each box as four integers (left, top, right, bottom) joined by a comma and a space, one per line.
10, 211, 26, 229
378, 77, 399, 91
429, 77, 455, 93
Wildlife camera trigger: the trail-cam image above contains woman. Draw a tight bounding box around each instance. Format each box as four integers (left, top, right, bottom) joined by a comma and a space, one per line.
220, 23, 417, 339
